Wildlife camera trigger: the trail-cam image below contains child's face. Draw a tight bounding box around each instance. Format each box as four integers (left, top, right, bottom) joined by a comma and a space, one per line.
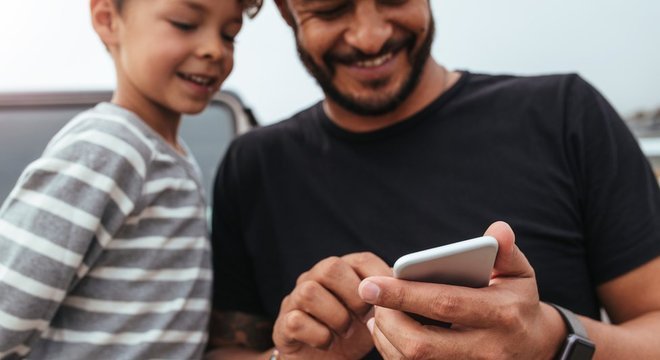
113, 0, 243, 116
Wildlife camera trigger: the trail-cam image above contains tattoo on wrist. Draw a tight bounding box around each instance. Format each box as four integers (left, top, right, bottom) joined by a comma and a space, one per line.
208, 311, 274, 350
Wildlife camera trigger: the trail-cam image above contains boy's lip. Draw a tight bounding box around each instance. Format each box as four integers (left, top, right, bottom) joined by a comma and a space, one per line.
176, 71, 220, 90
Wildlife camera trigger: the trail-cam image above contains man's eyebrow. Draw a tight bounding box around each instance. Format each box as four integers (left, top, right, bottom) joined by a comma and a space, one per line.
296, 0, 342, 6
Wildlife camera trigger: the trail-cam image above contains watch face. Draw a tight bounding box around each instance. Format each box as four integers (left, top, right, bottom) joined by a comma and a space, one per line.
564, 334, 596, 360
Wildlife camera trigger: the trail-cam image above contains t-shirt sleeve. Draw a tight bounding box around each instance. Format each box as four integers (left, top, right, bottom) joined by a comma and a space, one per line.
0, 117, 145, 356
211, 139, 266, 316
566, 75, 660, 284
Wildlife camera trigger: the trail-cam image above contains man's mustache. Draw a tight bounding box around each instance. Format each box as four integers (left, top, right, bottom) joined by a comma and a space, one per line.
324, 34, 415, 66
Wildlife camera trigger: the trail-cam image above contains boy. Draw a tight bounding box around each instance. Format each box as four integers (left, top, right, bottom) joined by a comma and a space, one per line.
0, 0, 261, 358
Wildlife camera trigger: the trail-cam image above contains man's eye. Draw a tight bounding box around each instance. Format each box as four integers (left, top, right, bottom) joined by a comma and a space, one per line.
379, 0, 408, 5
170, 21, 197, 31
313, 4, 351, 20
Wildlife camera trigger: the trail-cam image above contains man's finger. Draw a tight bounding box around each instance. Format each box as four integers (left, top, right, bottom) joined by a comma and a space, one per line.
289, 280, 353, 336
359, 276, 501, 328
342, 252, 392, 278
369, 316, 404, 360
274, 309, 333, 352
372, 306, 457, 360
301, 256, 369, 315
485, 221, 535, 280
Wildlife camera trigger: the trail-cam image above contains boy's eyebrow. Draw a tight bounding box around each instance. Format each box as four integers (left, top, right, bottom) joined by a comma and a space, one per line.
170, 0, 206, 13
175, 0, 207, 13
174, 0, 243, 22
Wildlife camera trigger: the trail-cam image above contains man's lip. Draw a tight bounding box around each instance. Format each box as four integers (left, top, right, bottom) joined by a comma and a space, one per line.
334, 48, 403, 82
328, 34, 413, 67
354, 52, 395, 68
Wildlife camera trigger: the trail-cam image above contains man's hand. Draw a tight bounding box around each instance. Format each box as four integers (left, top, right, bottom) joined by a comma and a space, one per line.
358, 221, 565, 359
272, 252, 392, 359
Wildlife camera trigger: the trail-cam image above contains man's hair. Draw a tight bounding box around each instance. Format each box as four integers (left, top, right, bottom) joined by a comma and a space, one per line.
112, 0, 262, 18
112, 0, 125, 12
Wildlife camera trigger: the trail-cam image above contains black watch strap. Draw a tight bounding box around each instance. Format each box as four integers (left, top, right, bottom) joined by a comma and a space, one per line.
549, 303, 595, 360
549, 303, 589, 338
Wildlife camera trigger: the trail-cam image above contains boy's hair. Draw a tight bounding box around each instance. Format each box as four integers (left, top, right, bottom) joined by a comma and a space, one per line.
242, 0, 263, 18
112, 0, 262, 18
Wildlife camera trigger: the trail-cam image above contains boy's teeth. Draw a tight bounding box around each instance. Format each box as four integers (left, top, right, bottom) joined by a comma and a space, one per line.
356, 52, 393, 68
183, 74, 213, 86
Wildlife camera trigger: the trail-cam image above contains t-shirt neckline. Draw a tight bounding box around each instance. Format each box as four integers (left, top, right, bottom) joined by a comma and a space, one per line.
318, 70, 471, 142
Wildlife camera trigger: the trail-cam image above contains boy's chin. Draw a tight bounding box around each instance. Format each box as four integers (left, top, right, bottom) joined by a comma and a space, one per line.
175, 100, 213, 116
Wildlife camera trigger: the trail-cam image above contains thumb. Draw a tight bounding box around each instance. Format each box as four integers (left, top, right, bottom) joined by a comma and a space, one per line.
485, 221, 534, 279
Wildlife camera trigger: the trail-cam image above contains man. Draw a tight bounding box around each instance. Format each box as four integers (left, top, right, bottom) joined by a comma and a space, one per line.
207, 0, 660, 359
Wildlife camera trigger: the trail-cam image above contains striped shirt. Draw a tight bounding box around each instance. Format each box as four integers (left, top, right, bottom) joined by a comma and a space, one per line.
0, 103, 212, 359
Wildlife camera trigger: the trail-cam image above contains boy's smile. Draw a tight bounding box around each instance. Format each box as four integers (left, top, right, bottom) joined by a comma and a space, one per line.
177, 72, 219, 89
176, 71, 222, 96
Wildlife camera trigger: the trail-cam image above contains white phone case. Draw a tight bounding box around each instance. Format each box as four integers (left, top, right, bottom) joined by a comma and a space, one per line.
393, 235, 498, 288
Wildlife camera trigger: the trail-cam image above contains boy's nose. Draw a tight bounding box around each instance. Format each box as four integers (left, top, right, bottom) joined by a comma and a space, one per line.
197, 35, 225, 61
343, 2, 393, 55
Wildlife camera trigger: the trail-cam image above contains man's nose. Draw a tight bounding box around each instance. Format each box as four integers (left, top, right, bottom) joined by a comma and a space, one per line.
343, 2, 393, 55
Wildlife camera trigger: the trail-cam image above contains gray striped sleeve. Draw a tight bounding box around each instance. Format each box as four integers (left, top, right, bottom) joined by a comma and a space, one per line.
0, 111, 151, 355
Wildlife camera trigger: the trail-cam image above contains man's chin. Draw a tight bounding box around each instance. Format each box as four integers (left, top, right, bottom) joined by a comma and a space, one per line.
330, 94, 405, 116
325, 78, 412, 116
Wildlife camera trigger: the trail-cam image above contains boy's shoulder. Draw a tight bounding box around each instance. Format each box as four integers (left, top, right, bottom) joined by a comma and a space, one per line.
45, 102, 159, 163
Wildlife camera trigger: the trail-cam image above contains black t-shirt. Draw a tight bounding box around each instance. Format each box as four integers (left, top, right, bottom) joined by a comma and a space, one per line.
212, 71, 660, 328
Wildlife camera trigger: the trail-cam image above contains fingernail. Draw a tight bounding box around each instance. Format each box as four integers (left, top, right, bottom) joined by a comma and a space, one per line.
342, 324, 354, 339
361, 306, 375, 324
366, 317, 375, 334
359, 280, 380, 303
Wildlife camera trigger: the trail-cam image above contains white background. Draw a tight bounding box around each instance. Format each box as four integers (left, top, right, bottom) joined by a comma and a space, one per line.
1, 1, 659, 124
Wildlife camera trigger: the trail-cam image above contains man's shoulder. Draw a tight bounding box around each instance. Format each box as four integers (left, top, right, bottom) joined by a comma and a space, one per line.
460, 72, 596, 110
467, 71, 588, 93
231, 102, 322, 150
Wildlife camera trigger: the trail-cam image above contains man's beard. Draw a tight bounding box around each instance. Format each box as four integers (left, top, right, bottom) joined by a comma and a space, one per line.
296, 18, 435, 117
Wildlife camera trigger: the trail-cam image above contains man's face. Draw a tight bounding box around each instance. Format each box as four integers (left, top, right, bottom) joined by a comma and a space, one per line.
285, 0, 434, 116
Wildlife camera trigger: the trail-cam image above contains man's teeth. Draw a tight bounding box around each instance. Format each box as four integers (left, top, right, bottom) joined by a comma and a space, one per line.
356, 52, 393, 68
181, 73, 214, 86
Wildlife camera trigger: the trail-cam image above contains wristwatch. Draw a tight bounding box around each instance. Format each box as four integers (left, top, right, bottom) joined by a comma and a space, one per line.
549, 303, 596, 360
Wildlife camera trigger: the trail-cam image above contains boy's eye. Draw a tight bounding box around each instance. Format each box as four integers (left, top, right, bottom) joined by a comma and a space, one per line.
221, 34, 236, 44
169, 20, 197, 31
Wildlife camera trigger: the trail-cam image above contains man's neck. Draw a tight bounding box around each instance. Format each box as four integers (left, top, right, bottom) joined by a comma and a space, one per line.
323, 60, 456, 133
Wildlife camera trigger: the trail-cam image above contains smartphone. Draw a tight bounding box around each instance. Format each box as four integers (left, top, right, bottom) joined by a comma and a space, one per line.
392, 235, 499, 326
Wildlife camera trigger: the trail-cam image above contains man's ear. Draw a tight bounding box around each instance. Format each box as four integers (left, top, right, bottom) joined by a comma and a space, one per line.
274, 0, 295, 28
90, 0, 120, 48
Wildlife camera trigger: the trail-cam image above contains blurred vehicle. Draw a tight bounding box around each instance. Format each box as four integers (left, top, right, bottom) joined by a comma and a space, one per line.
0, 90, 257, 206
626, 108, 660, 184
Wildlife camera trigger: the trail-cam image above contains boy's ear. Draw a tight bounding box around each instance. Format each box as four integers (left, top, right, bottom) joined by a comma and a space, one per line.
90, 0, 120, 48
274, 0, 295, 28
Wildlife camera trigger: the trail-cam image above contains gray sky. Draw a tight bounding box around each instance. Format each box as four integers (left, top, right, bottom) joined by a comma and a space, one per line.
1, 1, 658, 124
